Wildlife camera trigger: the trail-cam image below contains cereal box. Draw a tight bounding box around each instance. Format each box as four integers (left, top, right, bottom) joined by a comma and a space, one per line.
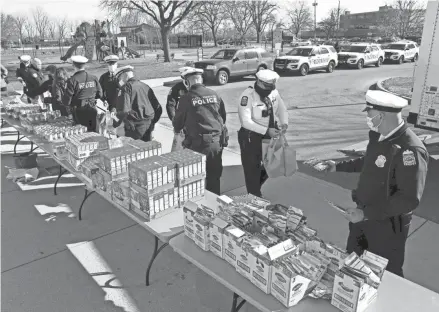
183, 201, 198, 240
111, 180, 130, 210
193, 209, 212, 251
223, 226, 246, 268
209, 217, 229, 258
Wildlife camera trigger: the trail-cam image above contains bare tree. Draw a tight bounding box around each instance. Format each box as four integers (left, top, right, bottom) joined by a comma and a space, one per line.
57, 17, 68, 40
100, 0, 199, 62
24, 20, 36, 43
318, 10, 338, 39
32, 7, 50, 39
248, 0, 277, 43
379, 0, 426, 38
1, 13, 17, 41
189, 1, 226, 46
48, 21, 57, 39
224, 1, 253, 42
287, 1, 313, 38
14, 15, 27, 44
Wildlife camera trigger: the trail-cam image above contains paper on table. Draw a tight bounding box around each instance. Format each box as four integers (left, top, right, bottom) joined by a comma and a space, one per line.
324, 198, 348, 215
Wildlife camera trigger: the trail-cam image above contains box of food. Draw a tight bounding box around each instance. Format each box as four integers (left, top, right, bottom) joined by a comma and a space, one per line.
183, 201, 199, 240
100, 146, 142, 176
92, 168, 113, 194
160, 149, 206, 184
127, 139, 162, 157
112, 180, 130, 210
65, 132, 108, 158
287, 206, 305, 231
178, 179, 205, 205
223, 226, 246, 268
209, 217, 229, 258
130, 156, 177, 191
52, 139, 68, 160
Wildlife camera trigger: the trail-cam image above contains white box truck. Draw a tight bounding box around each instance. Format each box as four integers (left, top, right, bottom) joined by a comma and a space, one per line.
408, 0, 439, 132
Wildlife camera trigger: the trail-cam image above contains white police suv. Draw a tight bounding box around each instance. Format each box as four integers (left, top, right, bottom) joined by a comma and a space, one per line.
337, 43, 385, 69
383, 41, 419, 64
273, 45, 338, 76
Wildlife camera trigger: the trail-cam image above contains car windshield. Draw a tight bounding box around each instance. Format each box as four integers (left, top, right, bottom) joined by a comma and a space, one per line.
343, 45, 367, 53
211, 49, 237, 60
386, 44, 406, 50
287, 48, 313, 56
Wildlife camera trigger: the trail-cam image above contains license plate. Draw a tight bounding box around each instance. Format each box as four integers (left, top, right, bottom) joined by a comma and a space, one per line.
339, 61, 346, 64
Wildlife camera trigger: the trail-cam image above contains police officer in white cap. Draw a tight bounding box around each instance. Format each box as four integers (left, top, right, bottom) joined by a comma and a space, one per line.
238, 69, 288, 197
307, 88, 429, 277
63, 55, 102, 131
166, 66, 193, 121
16, 55, 44, 101
99, 55, 120, 110
173, 67, 227, 195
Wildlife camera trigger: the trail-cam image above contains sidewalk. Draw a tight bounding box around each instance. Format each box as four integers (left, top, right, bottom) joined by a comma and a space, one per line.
1, 123, 438, 312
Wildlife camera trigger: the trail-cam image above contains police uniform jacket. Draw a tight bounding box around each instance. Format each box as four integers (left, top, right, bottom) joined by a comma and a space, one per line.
63, 70, 102, 108
115, 78, 162, 124
336, 123, 429, 220
26, 76, 54, 98
166, 81, 187, 121
238, 87, 288, 135
173, 83, 226, 139
16, 65, 44, 95
99, 71, 119, 109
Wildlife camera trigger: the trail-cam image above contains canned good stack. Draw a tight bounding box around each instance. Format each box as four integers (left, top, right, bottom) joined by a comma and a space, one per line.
65, 132, 109, 170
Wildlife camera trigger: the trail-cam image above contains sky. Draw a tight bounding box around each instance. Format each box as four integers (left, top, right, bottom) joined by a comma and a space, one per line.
0, 0, 428, 24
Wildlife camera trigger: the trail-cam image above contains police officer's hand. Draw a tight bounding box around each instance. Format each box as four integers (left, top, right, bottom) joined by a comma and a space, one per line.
280, 124, 288, 134
345, 208, 365, 223
267, 128, 279, 138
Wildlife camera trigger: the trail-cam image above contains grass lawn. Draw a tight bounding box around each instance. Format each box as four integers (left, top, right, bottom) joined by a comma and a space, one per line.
382, 77, 413, 98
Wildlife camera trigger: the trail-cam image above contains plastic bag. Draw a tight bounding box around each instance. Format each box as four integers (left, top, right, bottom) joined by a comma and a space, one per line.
262, 134, 297, 178
171, 131, 185, 152
7, 168, 39, 183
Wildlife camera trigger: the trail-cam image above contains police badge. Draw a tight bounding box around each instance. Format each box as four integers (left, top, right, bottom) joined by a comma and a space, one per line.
403, 150, 416, 166
375, 155, 386, 168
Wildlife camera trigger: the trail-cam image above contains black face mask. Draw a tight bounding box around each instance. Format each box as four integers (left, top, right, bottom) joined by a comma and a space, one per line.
254, 82, 273, 99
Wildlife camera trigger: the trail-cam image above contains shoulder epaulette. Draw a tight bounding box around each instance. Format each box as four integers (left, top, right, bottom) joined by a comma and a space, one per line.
248, 86, 253, 89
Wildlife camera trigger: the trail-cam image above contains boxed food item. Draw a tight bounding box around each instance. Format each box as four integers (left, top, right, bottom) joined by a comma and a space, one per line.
92, 167, 113, 193
209, 217, 229, 258
52, 139, 68, 159
130, 156, 177, 191
80, 157, 100, 186
130, 185, 179, 221
100, 146, 142, 177
183, 201, 199, 240
360, 251, 388, 280
160, 149, 206, 185
193, 206, 215, 251
178, 179, 205, 204
111, 179, 130, 210
223, 226, 246, 268
286, 206, 305, 230
127, 139, 162, 157
217, 195, 234, 212
66, 132, 108, 158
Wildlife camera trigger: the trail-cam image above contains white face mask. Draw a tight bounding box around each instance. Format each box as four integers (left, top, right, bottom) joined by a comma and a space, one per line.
108, 64, 117, 73
366, 114, 382, 132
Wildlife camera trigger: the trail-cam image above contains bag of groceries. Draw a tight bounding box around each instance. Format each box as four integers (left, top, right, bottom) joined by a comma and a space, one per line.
171, 131, 185, 152
262, 134, 297, 178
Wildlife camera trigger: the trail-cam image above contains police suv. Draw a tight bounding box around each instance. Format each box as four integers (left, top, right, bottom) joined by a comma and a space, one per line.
273, 45, 338, 76
383, 41, 419, 64
337, 43, 385, 69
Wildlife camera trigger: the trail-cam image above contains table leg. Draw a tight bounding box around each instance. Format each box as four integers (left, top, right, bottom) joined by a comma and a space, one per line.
145, 236, 169, 286
1, 118, 4, 128
13, 131, 25, 155
231, 293, 246, 312
78, 188, 95, 220
54, 165, 68, 195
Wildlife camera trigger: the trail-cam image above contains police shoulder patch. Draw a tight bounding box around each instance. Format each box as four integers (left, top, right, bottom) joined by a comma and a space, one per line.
402, 149, 416, 166
32, 73, 38, 78
241, 96, 248, 106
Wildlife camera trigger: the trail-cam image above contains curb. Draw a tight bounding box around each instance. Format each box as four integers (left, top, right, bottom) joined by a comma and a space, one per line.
376, 78, 412, 104
140, 76, 181, 88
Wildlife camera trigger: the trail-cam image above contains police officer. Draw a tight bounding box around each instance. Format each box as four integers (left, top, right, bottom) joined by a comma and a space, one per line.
26, 65, 57, 105
99, 55, 120, 110
62, 55, 102, 132
309, 90, 429, 277
16, 55, 44, 102
166, 66, 192, 121
238, 69, 289, 197
173, 68, 226, 195
112, 66, 162, 141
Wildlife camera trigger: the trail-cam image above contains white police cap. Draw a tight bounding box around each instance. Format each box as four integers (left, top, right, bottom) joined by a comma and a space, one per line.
71, 55, 88, 64
104, 55, 119, 63
256, 69, 279, 85
114, 65, 134, 77
180, 67, 203, 78
364, 90, 408, 112
19, 55, 31, 62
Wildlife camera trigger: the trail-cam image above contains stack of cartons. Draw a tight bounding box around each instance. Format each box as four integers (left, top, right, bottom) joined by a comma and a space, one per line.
128, 155, 179, 221
65, 133, 108, 170
161, 150, 206, 204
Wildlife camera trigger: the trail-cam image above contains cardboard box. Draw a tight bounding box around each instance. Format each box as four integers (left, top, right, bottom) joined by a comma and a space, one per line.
193, 212, 211, 251
271, 261, 313, 307
111, 180, 130, 210
209, 217, 229, 258
183, 201, 198, 240
331, 271, 378, 312
223, 226, 246, 268
235, 235, 254, 280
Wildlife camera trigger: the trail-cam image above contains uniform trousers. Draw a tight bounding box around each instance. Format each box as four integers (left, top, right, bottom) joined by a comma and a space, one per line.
124, 119, 153, 142
73, 105, 97, 132
347, 213, 412, 277
238, 128, 268, 197
188, 137, 223, 195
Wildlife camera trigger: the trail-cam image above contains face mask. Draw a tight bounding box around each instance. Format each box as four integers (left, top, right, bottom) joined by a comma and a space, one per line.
366, 114, 382, 132
108, 64, 117, 73
254, 82, 273, 99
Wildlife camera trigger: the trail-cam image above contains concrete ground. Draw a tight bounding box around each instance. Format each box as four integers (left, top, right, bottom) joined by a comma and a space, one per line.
1, 120, 438, 312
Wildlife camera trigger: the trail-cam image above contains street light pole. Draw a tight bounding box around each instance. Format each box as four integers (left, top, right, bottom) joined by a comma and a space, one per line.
313, 1, 318, 41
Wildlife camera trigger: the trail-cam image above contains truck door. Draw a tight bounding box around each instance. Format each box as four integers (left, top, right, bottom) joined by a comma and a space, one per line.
231, 50, 247, 76
309, 48, 321, 69
245, 50, 259, 75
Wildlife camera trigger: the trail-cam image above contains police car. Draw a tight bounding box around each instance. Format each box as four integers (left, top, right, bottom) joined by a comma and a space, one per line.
383, 40, 419, 64
337, 43, 385, 69
273, 45, 338, 76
